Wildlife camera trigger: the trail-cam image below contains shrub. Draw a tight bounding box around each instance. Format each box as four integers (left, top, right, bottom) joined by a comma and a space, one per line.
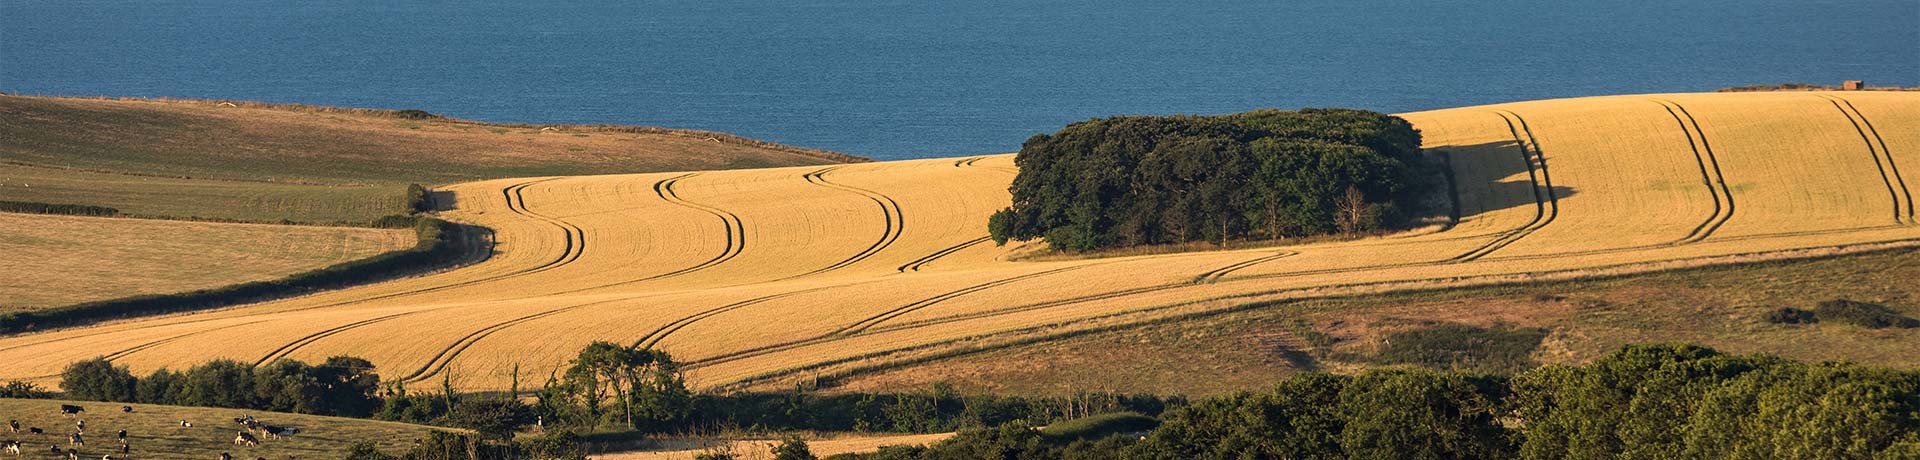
0, 200, 119, 216
0, 380, 53, 398
1813, 299, 1917, 329
0, 218, 468, 334
1372, 323, 1549, 374
406, 183, 434, 213
1762, 307, 1818, 324
371, 214, 421, 228
1039, 412, 1159, 444
772, 435, 817, 460
990, 108, 1428, 252
393, 109, 442, 120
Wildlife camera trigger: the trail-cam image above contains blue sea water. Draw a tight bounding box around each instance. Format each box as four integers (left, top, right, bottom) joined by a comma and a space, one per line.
2, 0, 1915, 160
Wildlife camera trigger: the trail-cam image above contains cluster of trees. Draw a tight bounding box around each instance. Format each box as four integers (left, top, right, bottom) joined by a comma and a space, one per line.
0, 200, 120, 216
867, 344, 1920, 460
60, 356, 385, 417
0, 217, 467, 334
988, 109, 1430, 251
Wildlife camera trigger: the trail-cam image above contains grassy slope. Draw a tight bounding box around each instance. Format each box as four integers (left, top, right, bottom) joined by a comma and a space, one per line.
0, 95, 860, 223
0, 214, 414, 310
0, 398, 444, 459
822, 247, 1920, 396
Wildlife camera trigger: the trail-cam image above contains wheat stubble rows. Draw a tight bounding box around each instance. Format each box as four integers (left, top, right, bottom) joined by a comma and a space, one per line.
2, 92, 1915, 390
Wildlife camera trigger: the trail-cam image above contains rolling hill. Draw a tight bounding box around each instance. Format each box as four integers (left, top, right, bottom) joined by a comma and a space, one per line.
0, 91, 1913, 393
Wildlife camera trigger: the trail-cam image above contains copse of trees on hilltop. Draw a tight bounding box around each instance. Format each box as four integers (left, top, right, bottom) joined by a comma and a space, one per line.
988, 108, 1431, 251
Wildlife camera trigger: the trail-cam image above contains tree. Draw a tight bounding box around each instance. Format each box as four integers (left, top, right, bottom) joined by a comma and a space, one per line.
59, 358, 137, 402
1337, 369, 1513, 460
444, 398, 537, 441
177, 359, 256, 408
315, 355, 383, 417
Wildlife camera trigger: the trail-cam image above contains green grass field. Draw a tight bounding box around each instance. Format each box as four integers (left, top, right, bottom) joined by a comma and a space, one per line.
0, 398, 445, 459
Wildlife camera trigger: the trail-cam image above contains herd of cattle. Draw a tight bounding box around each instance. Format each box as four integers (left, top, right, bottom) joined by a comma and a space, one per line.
2, 404, 298, 459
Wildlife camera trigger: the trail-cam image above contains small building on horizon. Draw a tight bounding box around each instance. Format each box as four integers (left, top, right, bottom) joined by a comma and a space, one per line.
1843, 80, 1866, 90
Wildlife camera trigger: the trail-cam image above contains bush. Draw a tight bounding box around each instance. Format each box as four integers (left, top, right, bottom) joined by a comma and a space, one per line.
1371, 323, 1549, 374
406, 183, 434, 213
1038, 412, 1159, 444
1, 380, 53, 399
0, 218, 468, 334
372, 214, 422, 228
1763, 307, 1818, 324
1813, 299, 1917, 329
772, 435, 817, 460
0, 200, 119, 216
394, 109, 442, 120
990, 108, 1428, 252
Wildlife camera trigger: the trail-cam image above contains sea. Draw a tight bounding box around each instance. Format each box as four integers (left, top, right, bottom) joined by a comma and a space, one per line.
2, 0, 1915, 160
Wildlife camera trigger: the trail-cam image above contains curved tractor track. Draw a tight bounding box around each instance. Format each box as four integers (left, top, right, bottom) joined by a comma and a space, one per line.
781, 166, 906, 279
248, 179, 589, 367
11, 92, 1920, 391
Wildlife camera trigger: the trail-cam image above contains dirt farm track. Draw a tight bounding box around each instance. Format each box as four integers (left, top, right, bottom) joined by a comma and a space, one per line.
2, 91, 1915, 391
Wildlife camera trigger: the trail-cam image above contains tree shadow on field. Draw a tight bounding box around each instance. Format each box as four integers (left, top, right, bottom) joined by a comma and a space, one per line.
1428, 140, 1577, 222
428, 190, 459, 212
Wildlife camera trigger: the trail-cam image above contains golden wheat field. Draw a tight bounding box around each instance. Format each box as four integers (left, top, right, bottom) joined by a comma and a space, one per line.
0, 214, 413, 310
1, 91, 1914, 391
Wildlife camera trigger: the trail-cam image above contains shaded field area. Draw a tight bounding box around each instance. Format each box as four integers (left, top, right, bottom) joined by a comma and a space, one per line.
826, 246, 1920, 396
0, 214, 412, 311
0, 398, 443, 459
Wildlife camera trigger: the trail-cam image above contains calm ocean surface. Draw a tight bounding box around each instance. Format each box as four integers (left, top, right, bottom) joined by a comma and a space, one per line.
3, 0, 1915, 160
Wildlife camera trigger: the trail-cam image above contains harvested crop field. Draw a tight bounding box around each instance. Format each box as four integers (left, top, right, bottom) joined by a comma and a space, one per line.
0, 214, 412, 311
1, 91, 1914, 392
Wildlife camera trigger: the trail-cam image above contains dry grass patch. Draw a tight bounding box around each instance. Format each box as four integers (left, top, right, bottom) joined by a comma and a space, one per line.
0, 214, 411, 310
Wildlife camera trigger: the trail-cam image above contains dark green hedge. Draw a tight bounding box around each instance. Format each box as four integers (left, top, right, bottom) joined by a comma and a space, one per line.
0, 200, 120, 216
0, 218, 470, 334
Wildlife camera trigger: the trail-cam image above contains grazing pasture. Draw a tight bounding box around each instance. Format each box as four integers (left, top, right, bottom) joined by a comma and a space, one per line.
0, 91, 1914, 394
0, 398, 441, 459
0, 214, 412, 310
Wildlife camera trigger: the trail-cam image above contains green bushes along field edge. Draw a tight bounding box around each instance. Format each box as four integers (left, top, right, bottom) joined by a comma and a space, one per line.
0, 200, 120, 216
0, 217, 474, 334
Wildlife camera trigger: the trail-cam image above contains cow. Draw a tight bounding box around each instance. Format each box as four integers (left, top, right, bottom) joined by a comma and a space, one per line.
232, 431, 258, 447
220, 452, 232, 460
120, 406, 133, 414
25, 428, 40, 436
3, 440, 20, 455
58, 405, 83, 416
67, 433, 81, 447
73, 420, 83, 434
6, 420, 16, 434
63, 448, 75, 460
179, 420, 193, 428
261, 426, 298, 439
117, 440, 128, 454
115, 430, 126, 441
